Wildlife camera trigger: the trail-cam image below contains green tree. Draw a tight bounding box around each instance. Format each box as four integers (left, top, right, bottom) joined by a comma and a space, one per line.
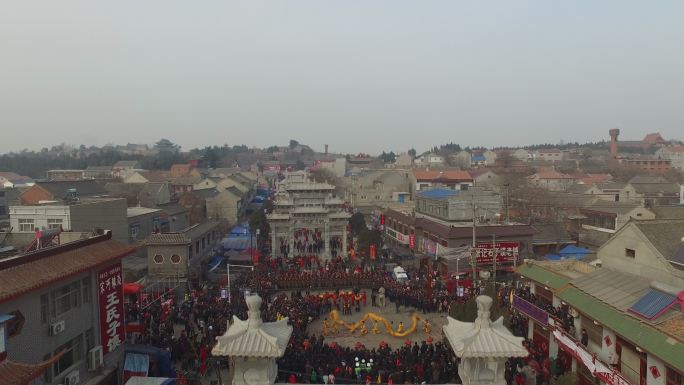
357, 229, 382, 258
204, 146, 220, 168
379, 151, 396, 163
408, 148, 417, 158
349, 212, 367, 236
289, 139, 299, 149
249, 207, 270, 239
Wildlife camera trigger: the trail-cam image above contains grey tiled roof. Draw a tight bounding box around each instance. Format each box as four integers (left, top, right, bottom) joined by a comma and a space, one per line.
571, 268, 651, 310
146, 233, 190, 245
634, 220, 684, 261
651, 206, 684, 220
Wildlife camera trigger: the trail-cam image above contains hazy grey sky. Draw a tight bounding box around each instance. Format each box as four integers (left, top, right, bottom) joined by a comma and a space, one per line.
1, 1, 683, 155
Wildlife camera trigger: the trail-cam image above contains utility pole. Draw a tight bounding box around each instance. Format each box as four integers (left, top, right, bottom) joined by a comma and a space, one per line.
504, 183, 510, 223
492, 233, 497, 284
471, 195, 478, 285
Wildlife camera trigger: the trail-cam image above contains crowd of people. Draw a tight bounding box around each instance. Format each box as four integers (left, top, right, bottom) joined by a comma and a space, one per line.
279, 334, 458, 384
124, 248, 579, 385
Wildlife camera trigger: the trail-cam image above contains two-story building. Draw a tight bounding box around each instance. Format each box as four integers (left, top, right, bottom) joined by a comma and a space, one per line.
346, 169, 412, 214
528, 169, 578, 192
46, 170, 86, 181
655, 146, 684, 171
534, 149, 565, 163
384, 208, 536, 276
126, 207, 162, 244
411, 169, 474, 196
0, 231, 136, 385
9, 198, 129, 244
578, 202, 656, 248
145, 221, 221, 288
515, 219, 684, 385
415, 187, 502, 223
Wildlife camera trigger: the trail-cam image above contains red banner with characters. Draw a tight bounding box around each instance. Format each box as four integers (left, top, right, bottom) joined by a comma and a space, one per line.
408, 234, 415, 250
474, 242, 519, 265
98, 262, 125, 355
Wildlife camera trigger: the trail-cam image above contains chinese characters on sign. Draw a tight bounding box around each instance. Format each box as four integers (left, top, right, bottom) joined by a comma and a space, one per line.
98, 263, 125, 355
512, 294, 549, 326
474, 242, 519, 265
409, 234, 416, 250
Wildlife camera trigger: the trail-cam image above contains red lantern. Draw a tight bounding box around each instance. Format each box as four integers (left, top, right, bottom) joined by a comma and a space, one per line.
650, 366, 661, 379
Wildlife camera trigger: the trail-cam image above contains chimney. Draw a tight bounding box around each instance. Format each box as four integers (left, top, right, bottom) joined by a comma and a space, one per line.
609, 128, 620, 159
324, 144, 328, 155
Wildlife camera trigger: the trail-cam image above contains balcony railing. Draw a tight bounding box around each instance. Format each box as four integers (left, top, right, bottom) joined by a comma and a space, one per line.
512, 294, 549, 326
552, 328, 634, 385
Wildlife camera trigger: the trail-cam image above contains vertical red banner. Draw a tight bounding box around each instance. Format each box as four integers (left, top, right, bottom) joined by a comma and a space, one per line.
408, 234, 416, 250
98, 262, 125, 355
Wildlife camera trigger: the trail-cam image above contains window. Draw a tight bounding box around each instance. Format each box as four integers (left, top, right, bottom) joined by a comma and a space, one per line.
41, 294, 49, 323
51, 281, 81, 317
18, 218, 35, 232
153, 254, 164, 264
202, 237, 206, 249
47, 218, 63, 229
82, 278, 91, 304
195, 241, 200, 254
129, 223, 140, 240
625, 248, 636, 258
85, 328, 95, 351
667, 367, 683, 385
171, 254, 181, 264
52, 334, 83, 376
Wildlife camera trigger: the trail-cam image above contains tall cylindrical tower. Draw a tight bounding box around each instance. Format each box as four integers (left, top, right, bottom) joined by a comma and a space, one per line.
609, 128, 620, 159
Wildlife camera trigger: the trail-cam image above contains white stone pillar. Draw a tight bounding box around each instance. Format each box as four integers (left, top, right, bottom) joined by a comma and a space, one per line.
323, 222, 330, 260
549, 332, 559, 359
271, 227, 277, 257
342, 227, 348, 259
289, 226, 294, 258
527, 319, 534, 340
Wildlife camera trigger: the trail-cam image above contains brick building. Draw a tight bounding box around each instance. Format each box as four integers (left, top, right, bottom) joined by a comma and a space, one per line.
0, 232, 135, 385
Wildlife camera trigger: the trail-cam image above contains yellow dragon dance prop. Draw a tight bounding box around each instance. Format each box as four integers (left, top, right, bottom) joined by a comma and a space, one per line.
329, 310, 421, 337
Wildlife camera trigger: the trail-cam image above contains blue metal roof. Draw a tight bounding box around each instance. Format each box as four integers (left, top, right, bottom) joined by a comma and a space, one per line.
221, 237, 253, 251
559, 245, 589, 257
471, 155, 486, 161
418, 188, 459, 199
230, 225, 250, 236
628, 289, 677, 320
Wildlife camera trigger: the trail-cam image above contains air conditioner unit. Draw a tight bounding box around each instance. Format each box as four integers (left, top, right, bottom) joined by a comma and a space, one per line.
64, 370, 80, 385
87, 345, 103, 371
50, 320, 66, 336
